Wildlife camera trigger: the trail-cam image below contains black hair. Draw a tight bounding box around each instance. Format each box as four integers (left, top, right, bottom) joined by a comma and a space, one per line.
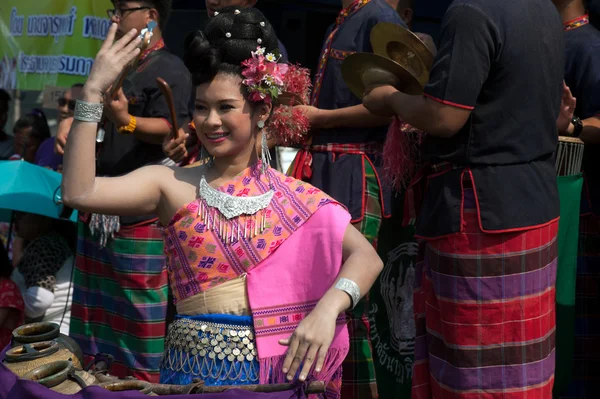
0, 240, 11, 279
144, 0, 172, 31
111, 0, 172, 31
0, 89, 11, 106
52, 219, 77, 253
184, 7, 279, 87
13, 108, 51, 143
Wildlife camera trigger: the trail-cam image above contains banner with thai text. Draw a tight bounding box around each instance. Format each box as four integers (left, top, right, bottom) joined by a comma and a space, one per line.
0, 0, 111, 91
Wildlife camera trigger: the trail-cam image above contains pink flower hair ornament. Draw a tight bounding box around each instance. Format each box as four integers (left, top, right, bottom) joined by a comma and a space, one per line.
242, 46, 313, 146
242, 47, 288, 104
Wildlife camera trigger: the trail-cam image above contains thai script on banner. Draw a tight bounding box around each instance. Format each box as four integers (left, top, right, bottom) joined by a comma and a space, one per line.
0, 0, 112, 91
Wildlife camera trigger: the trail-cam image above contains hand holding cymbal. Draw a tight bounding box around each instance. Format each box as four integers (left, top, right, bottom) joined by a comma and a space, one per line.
342, 53, 422, 99
341, 22, 435, 100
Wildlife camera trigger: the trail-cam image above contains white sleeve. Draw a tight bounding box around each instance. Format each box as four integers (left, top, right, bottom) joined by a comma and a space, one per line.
23, 286, 55, 319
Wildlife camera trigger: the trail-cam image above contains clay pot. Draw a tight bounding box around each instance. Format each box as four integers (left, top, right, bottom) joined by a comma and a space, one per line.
3, 341, 77, 378
98, 380, 153, 395
11, 322, 83, 368
22, 360, 97, 394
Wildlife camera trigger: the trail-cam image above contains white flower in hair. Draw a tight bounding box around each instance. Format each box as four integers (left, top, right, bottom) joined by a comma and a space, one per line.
255, 47, 266, 56
265, 53, 276, 62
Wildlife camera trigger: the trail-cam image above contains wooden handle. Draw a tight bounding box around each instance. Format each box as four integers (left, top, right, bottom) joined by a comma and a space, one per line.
110, 31, 152, 99
156, 77, 180, 139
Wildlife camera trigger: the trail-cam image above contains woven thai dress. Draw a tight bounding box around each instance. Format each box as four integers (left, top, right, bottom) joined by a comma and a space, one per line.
159, 164, 350, 398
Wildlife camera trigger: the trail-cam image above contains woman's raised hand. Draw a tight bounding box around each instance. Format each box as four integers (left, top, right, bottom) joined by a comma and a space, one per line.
84, 23, 142, 97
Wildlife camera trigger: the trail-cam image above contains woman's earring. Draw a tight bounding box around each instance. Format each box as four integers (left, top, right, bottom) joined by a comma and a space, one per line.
258, 120, 270, 173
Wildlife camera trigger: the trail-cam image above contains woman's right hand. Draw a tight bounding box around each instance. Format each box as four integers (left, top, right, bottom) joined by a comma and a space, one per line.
83, 23, 142, 98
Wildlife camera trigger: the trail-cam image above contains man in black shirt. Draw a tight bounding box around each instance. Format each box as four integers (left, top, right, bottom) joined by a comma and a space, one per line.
363, 0, 563, 396
61, 0, 193, 383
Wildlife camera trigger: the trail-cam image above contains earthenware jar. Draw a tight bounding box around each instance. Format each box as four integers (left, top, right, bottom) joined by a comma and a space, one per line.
3, 341, 76, 378
11, 322, 82, 368
22, 360, 98, 394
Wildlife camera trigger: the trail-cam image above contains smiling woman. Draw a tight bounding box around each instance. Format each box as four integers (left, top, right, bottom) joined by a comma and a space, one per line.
61, 7, 384, 396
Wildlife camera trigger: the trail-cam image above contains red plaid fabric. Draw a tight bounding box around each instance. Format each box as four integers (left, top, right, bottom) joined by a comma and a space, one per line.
413, 188, 558, 398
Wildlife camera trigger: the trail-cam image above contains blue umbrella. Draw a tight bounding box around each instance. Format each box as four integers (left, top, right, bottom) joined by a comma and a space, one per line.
0, 160, 77, 223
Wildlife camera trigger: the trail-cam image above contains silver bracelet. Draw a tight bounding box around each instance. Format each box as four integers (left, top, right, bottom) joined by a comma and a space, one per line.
74, 100, 103, 123
335, 278, 361, 310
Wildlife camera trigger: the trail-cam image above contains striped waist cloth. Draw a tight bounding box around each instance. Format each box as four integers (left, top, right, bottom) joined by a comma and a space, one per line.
289, 142, 382, 180
310, 142, 383, 154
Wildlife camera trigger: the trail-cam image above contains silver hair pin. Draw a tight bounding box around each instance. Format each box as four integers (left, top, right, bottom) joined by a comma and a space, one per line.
257, 38, 262, 44
234, 9, 241, 14
260, 22, 265, 27
226, 32, 232, 38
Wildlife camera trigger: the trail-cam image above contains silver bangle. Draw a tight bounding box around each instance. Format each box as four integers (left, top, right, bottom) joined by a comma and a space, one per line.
74, 100, 103, 123
335, 278, 361, 310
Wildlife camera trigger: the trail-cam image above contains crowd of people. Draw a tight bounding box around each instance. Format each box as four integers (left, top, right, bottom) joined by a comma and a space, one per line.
1, 0, 600, 398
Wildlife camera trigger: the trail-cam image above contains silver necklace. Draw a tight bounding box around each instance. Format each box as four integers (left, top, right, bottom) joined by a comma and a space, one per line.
197, 176, 274, 243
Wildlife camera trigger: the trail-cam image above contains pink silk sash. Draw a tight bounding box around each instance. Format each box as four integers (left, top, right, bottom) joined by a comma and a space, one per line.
246, 204, 351, 385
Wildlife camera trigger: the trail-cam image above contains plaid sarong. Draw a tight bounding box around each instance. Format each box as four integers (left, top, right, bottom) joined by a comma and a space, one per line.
70, 220, 168, 383
560, 214, 600, 398
352, 158, 383, 246
341, 158, 382, 399
413, 188, 558, 398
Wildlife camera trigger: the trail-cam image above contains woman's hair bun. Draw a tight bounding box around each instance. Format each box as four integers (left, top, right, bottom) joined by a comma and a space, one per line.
184, 30, 222, 84
184, 7, 280, 85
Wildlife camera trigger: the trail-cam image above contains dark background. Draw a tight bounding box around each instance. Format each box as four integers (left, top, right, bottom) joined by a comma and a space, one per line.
165, 0, 452, 74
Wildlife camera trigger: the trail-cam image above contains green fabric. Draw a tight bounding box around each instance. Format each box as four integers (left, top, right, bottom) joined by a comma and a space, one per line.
554, 174, 584, 398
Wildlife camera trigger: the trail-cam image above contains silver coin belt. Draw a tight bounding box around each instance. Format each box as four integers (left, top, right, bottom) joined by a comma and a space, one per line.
161, 318, 259, 382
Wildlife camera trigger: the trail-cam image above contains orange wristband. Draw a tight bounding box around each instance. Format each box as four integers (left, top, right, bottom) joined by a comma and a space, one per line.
118, 115, 137, 134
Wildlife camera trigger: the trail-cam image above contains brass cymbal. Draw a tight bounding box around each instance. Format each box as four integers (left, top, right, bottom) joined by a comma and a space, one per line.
370, 22, 434, 86
341, 52, 423, 99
